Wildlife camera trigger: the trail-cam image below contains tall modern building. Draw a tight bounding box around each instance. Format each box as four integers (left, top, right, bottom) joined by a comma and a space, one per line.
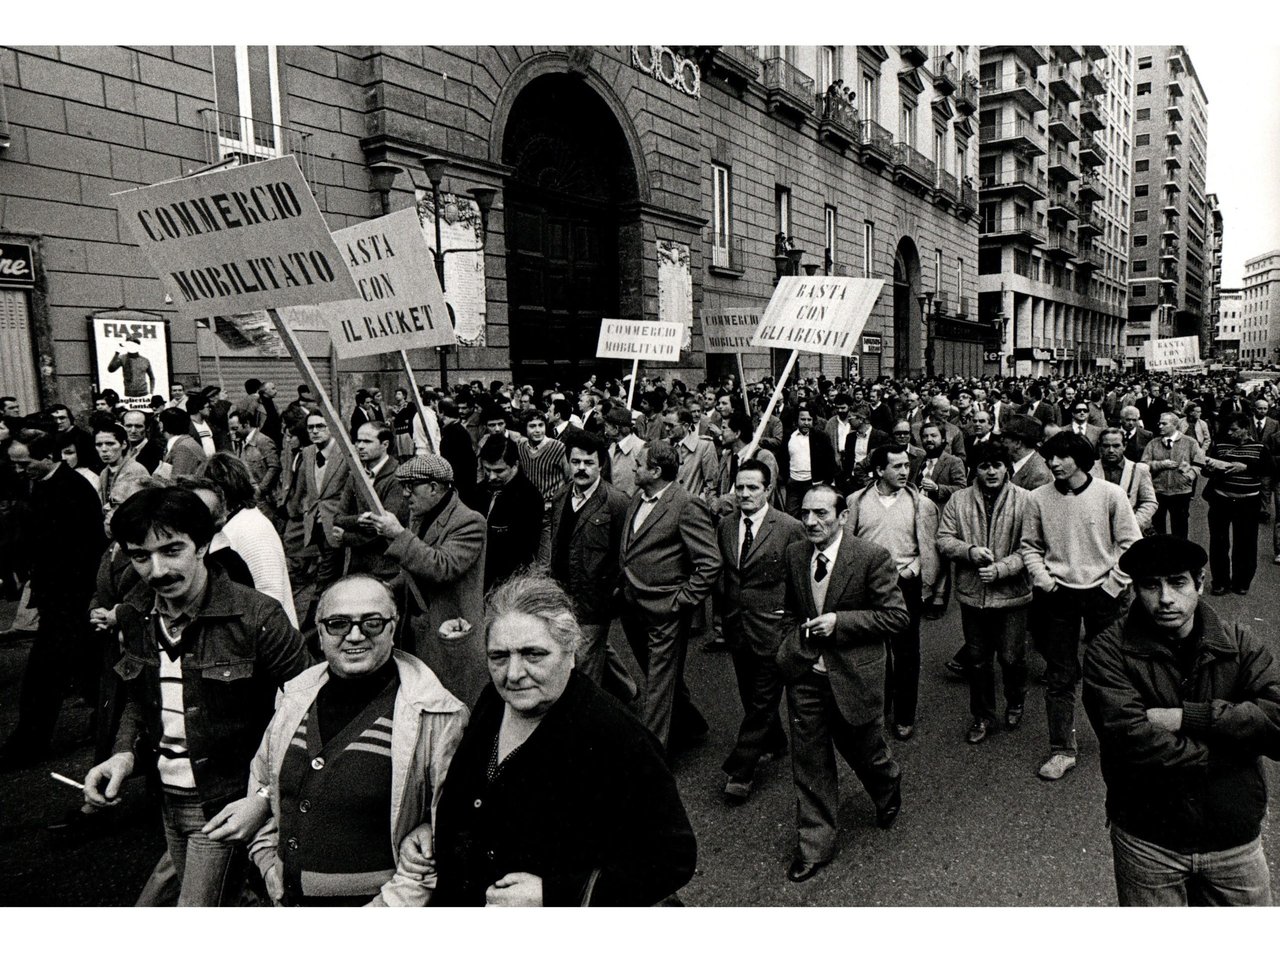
1215, 286, 1242, 363
1207, 191, 1224, 349
1240, 251, 1280, 366
977, 44, 1131, 377
1125, 45, 1210, 364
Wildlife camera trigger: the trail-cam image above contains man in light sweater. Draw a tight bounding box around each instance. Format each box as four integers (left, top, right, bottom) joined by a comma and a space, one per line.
1021, 430, 1142, 781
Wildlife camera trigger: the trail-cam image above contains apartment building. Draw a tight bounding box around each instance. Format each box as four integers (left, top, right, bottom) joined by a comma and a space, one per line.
976, 44, 1131, 377
0, 45, 983, 417
1240, 251, 1280, 366
1126, 45, 1211, 364
1215, 286, 1241, 362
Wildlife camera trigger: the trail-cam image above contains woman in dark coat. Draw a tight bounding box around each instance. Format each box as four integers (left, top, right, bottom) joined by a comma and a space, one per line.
427, 571, 696, 906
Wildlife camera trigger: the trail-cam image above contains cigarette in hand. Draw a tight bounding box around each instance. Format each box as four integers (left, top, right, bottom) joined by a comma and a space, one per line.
50, 772, 85, 791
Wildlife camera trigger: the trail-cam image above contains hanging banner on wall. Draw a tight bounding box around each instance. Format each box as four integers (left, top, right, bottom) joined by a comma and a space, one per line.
657, 240, 693, 350
1146, 335, 1201, 370
281, 208, 455, 359
90, 311, 172, 409
113, 156, 357, 320
750, 276, 885, 356
416, 192, 486, 347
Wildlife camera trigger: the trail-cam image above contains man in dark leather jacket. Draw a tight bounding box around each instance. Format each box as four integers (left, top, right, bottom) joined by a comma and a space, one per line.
1083, 535, 1280, 906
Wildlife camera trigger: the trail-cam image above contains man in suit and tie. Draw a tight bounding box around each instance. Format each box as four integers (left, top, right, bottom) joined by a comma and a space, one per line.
782, 407, 838, 516
1135, 386, 1170, 433
716, 460, 806, 806
287, 412, 350, 631
964, 408, 997, 464
911, 397, 967, 461
348, 388, 378, 439
121, 409, 163, 473
842, 402, 890, 493
157, 407, 207, 478
603, 406, 646, 497
776, 483, 908, 882
911, 422, 967, 509
228, 409, 281, 516
1250, 398, 1280, 445
901, 390, 925, 432
331, 420, 406, 582
1118, 406, 1153, 463
989, 389, 1015, 435
549, 431, 636, 700
1001, 414, 1054, 491
618, 440, 722, 751
823, 393, 856, 476
1022, 384, 1060, 429
1064, 401, 1103, 447
664, 408, 720, 499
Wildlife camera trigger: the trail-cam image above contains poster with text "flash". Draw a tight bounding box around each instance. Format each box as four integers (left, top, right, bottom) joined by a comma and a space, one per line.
113, 155, 357, 320
596, 319, 685, 362
750, 276, 885, 356
280, 208, 456, 359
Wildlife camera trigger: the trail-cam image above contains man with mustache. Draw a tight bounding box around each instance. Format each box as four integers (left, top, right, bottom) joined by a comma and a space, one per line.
81, 487, 307, 905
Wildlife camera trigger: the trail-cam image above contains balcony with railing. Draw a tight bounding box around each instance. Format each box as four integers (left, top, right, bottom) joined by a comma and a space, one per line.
981, 169, 1048, 201
1165, 151, 1182, 170
980, 212, 1046, 245
1047, 105, 1080, 142
1079, 60, 1106, 96
1078, 171, 1104, 201
1166, 98, 1183, 122
958, 180, 977, 214
1046, 233, 1077, 260
955, 72, 979, 113
708, 232, 746, 276
710, 45, 762, 85
1077, 247, 1101, 270
899, 45, 929, 67
1048, 63, 1081, 103
200, 108, 315, 189
762, 58, 815, 120
1048, 191, 1079, 221
930, 48, 957, 92
858, 119, 895, 165
1051, 44, 1083, 63
979, 118, 1046, 155
1078, 131, 1106, 167
1047, 146, 1080, 182
816, 92, 858, 149
934, 168, 959, 206
986, 44, 1049, 67
1078, 95, 1106, 131
1165, 177, 1182, 195
1076, 207, 1102, 237
1166, 122, 1182, 145
892, 141, 937, 191
1160, 239, 1181, 260
980, 70, 1048, 112
1083, 43, 1107, 61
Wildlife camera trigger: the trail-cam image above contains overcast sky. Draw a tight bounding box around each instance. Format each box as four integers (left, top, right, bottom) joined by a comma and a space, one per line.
1194, 46, 1280, 287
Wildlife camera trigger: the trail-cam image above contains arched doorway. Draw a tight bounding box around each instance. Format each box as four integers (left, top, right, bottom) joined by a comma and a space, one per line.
893, 238, 922, 379
501, 74, 640, 391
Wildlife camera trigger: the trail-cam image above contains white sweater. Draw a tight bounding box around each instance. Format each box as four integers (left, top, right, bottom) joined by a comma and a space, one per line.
1020, 476, 1141, 597
223, 507, 299, 628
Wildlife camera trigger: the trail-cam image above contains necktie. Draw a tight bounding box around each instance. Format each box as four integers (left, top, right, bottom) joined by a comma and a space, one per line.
316, 449, 326, 467
740, 517, 754, 565
814, 553, 829, 583
1165, 438, 1173, 448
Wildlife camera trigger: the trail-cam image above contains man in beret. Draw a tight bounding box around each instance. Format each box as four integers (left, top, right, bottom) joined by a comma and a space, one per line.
361, 453, 487, 707
1083, 535, 1280, 906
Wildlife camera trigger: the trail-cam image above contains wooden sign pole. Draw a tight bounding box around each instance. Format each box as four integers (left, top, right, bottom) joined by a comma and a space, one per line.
267, 307, 384, 515
735, 353, 751, 414
399, 348, 436, 454
625, 358, 641, 408
743, 349, 798, 460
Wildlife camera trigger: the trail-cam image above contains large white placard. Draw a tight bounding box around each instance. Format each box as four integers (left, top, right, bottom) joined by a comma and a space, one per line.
284, 208, 455, 359
1146, 335, 1201, 371
113, 156, 357, 320
750, 276, 885, 356
596, 319, 684, 362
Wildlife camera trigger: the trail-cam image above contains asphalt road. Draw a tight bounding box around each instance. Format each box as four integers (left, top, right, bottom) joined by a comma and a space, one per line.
3, 495, 1280, 906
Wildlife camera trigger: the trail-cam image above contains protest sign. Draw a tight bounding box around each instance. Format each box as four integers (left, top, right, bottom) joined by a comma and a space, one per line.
750, 276, 884, 355
596, 319, 685, 362
1145, 335, 1201, 371
113, 156, 356, 320
702, 310, 767, 355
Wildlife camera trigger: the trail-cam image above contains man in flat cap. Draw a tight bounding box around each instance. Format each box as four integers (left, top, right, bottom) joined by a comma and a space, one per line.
360, 453, 488, 707
1083, 535, 1280, 906
603, 405, 646, 497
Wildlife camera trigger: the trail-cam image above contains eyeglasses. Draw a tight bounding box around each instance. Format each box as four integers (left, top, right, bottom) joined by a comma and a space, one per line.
306, 423, 328, 430
318, 614, 397, 638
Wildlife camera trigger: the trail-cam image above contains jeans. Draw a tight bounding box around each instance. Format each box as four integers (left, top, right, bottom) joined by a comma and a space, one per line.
960, 604, 1028, 725
1208, 497, 1261, 590
156, 792, 246, 906
1111, 824, 1272, 906
884, 575, 922, 727
1032, 585, 1128, 755
1152, 492, 1192, 539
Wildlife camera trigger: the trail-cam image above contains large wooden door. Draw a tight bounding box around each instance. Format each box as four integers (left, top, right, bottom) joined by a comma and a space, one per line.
506, 190, 616, 391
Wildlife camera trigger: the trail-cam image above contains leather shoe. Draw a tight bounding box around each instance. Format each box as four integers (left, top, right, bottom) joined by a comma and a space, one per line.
1210, 584, 1229, 596
786, 858, 828, 883
1232, 587, 1250, 596
876, 778, 903, 830
892, 723, 915, 741
944, 658, 967, 679
1004, 705, 1024, 730
722, 779, 751, 806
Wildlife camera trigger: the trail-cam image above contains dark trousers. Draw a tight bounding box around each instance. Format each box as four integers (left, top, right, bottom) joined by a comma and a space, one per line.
786, 671, 900, 863
1032, 585, 1127, 755
1153, 493, 1192, 539
884, 574, 922, 727
960, 603, 1028, 724
722, 640, 787, 783
621, 602, 700, 751
784, 479, 817, 517
6, 600, 93, 756
1208, 497, 1261, 590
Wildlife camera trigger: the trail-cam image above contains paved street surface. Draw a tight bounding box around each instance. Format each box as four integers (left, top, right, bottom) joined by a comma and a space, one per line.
3, 498, 1280, 906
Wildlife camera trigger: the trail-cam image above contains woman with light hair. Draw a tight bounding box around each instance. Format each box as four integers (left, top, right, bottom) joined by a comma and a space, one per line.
425, 570, 697, 906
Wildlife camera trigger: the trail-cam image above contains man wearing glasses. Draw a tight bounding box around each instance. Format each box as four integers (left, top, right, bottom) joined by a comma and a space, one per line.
220, 575, 467, 906
361, 453, 488, 708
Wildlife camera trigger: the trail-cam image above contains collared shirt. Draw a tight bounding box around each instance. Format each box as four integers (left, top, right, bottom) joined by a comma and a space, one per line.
1163, 431, 1181, 447
1053, 473, 1094, 496
738, 504, 768, 566
1012, 451, 1034, 474
853, 426, 871, 464
809, 530, 843, 674
314, 439, 335, 486
788, 431, 813, 481
571, 476, 602, 512
631, 481, 671, 535
836, 418, 852, 457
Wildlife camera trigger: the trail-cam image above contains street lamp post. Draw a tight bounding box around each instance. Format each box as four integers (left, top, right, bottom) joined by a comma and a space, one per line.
917, 290, 935, 379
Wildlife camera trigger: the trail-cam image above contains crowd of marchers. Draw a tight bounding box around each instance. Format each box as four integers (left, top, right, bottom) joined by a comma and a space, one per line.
1, 363, 1279, 907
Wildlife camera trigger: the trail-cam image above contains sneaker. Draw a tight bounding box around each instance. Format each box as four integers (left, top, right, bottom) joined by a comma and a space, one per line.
1004, 705, 1024, 729
966, 720, 992, 744
1038, 753, 1077, 781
